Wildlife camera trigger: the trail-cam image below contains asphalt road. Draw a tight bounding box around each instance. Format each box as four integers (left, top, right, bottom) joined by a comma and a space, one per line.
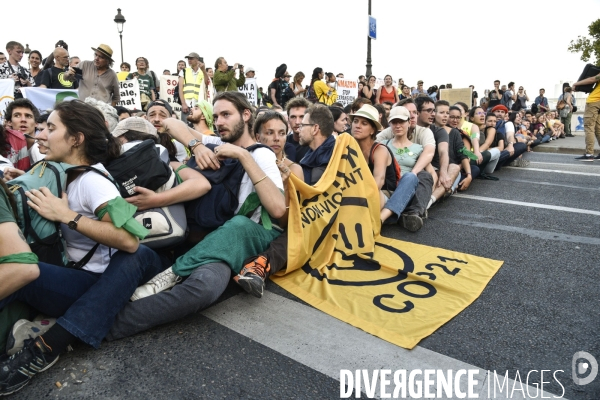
10, 152, 600, 400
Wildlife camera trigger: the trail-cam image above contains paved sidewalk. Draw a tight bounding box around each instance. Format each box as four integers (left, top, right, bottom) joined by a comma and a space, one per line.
532, 131, 600, 155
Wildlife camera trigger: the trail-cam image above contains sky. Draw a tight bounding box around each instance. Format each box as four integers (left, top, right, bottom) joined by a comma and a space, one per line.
5, 0, 600, 100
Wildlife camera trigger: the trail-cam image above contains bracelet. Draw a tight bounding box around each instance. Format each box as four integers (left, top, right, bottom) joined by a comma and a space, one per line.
253, 175, 268, 186
466, 173, 471, 175
189, 142, 203, 152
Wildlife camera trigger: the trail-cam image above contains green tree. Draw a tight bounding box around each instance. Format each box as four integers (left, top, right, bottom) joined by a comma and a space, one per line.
568, 19, 600, 65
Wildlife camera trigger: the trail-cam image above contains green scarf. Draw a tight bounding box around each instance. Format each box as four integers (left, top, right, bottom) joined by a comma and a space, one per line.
95, 197, 148, 239
0, 252, 38, 264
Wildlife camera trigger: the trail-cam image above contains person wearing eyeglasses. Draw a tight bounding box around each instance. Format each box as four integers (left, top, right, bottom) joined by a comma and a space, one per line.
38, 47, 78, 89
77, 44, 120, 106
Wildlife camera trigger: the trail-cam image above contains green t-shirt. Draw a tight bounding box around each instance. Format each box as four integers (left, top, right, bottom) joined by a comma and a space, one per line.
127, 72, 155, 98
385, 141, 424, 175
0, 187, 16, 224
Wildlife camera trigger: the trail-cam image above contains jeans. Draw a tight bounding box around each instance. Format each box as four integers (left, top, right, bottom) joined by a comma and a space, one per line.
484, 148, 501, 174
0, 263, 101, 318
107, 262, 231, 341
497, 142, 527, 170
0, 246, 165, 348
385, 172, 421, 221
58, 246, 166, 348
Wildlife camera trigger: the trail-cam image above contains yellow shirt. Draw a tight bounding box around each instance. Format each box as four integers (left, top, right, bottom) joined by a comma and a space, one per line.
587, 82, 600, 103
314, 80, 337, 105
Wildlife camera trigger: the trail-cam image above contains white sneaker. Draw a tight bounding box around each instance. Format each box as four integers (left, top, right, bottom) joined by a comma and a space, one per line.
130, 267, 182, 301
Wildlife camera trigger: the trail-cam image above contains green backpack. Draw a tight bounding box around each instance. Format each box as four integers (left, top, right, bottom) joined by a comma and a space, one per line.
8, 160, 71, 266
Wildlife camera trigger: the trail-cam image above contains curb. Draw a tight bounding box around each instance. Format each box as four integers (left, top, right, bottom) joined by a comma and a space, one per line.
532, 146, 584, 155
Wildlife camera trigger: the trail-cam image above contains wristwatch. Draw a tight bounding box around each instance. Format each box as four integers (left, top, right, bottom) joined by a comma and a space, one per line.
188, 139, 201, 151
68, 214, 83, 230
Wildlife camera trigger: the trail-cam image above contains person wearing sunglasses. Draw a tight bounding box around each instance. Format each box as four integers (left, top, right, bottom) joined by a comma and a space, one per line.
77, 44, 120, 106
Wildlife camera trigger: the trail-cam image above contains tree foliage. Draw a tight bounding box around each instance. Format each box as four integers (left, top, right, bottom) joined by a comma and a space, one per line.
568, 19, 600, 65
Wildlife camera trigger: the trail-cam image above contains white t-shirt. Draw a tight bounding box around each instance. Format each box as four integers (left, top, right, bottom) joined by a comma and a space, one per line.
201, 136, 284, 222
61, 163, 121, 273
174, 140, 188, 162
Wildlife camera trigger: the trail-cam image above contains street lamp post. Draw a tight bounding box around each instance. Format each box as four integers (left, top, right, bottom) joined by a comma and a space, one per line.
366, 0, 372, 77
114, 8, 126, 64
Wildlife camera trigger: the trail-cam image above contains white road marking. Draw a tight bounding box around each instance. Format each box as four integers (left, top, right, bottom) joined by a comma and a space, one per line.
504, 167, 600, 177
453, 194, 600, 216
202, 291, 563, 399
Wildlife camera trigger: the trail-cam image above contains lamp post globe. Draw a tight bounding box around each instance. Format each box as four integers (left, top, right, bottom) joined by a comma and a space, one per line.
114, 8, 126, 64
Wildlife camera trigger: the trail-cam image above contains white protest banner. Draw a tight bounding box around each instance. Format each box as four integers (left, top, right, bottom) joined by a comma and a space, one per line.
238, 78, 257, 106
21, 87, 79, 114
336, 79, 358, 106
159, 76, 182, 118
117, 80, 142, 110
0, 79, 15, 125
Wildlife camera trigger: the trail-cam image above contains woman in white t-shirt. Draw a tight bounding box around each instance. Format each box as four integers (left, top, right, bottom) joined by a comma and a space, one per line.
0, 101, 166, 390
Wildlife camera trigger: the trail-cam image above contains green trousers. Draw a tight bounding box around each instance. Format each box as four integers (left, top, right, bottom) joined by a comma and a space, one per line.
172, 216, 281, 276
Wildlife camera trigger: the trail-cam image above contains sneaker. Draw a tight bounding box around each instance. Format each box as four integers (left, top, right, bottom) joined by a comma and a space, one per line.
130, 267, 181, 301
575, 154, 594, 162
399, 213, 423, 232
565, 134, 575, 137
513, 158, 530, 167
236, 256, 270, 298
6, 317, 56, 356
0, 337, 59, 396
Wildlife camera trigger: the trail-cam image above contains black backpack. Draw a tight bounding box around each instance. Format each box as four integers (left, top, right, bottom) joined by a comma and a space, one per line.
105, 139, 172, 198
185, 143, 273, 230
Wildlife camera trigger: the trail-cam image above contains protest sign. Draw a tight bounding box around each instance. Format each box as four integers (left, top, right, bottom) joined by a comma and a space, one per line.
21, 87, 78, 114
440, 88, 472, 107
336, 79, 358, 106
272, 134, 503, 349
117, 80, 142, 111
159, 76, 182, 118
0, 80, 15, 125
238, 78, 257, 106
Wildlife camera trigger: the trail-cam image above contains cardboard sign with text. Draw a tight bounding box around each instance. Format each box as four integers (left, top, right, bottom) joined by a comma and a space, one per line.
159, 76, 182, 118
117, 80, 142, 111
336, 79, 358, 106
440, 88, 472, 107
238, 78, 257, 106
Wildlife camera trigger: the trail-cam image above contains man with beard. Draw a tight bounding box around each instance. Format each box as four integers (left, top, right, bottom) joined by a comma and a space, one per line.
233, 104, 337, 298
145, 100, 188, 162
105, 92, 286, 341
284, 97, 312, 162
185, 100, 215, 136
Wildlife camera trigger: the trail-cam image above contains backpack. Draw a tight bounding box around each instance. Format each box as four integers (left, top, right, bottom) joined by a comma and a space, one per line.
150, 70, 160, 99
8, 162, 119, 268
185, 143, 273, 230
105, 139, 172, 198
173, 75, 182, 105
306, 82, 318, 103
8, 161, 70, 266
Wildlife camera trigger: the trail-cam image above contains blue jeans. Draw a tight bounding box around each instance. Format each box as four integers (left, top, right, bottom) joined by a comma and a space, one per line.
383, 172, 419, 222
0, 246, 166, 348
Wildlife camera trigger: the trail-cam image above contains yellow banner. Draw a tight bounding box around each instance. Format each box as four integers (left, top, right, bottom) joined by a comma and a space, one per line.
271, 133, 503, 349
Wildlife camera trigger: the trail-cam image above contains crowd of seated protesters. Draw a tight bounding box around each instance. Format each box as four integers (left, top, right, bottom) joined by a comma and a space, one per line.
0, 70, 575, 396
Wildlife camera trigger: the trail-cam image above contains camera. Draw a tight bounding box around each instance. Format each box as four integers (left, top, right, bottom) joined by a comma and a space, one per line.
16, 71, 28, 81
238, 64, 244, 69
